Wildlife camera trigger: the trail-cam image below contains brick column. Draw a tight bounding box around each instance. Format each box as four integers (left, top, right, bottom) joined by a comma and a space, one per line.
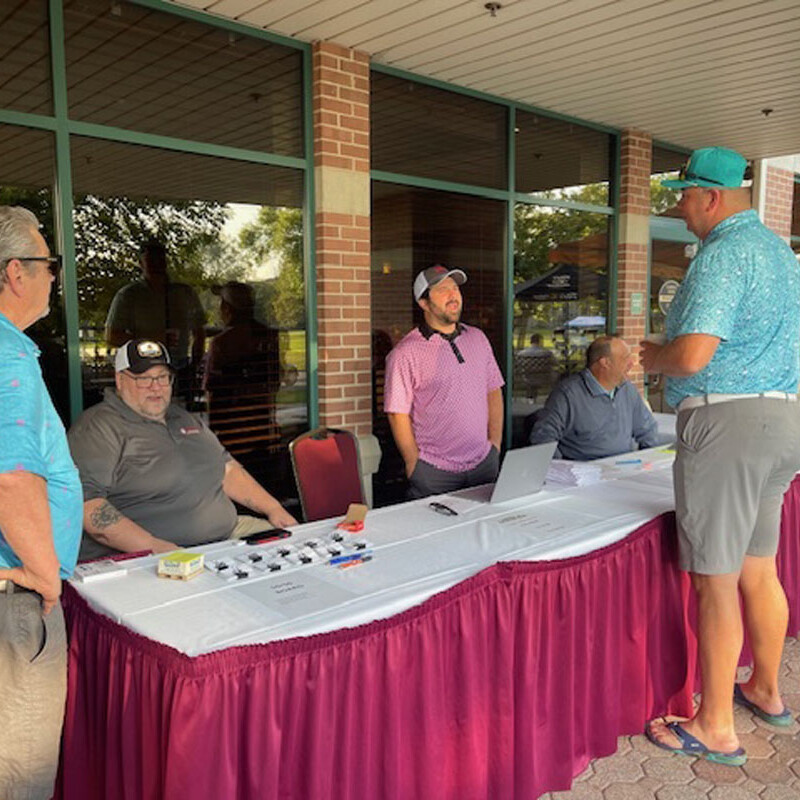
616, 130, 652, 392
762, 165, 795, 240
312, 42, 372, 436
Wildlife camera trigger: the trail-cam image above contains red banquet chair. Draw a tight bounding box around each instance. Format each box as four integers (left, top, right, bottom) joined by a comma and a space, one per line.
289, 427, 366, 522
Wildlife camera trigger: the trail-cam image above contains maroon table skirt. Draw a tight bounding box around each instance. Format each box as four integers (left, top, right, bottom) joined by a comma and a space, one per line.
56, 477, 800, 799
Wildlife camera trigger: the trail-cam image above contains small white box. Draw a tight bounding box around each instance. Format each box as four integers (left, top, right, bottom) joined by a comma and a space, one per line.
72, 560, 128, 583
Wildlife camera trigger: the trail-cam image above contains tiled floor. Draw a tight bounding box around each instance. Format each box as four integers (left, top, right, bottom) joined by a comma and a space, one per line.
542, 638, 800, 800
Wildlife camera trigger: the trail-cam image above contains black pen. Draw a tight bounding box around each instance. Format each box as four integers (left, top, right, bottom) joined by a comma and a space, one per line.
429, 502, 458, 516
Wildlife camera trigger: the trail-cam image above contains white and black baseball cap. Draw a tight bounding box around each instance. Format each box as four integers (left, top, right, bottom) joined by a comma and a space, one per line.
413, 264, 467, 302
114, 339, 172, 374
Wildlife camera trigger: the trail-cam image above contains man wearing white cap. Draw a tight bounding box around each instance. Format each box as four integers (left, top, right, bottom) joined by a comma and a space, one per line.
641, 147, 800, 766
384, 264, 504, 499
68, 339, 296, 561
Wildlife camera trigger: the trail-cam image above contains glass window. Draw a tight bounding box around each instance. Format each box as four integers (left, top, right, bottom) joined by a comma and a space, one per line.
371, 182, 506, 503
515, 111, 612, 204
371, 72, 507, 189
0, 0, 52, 115
71, 136, 306, 499
63, 0, 303, 155
512, 204, 609, 446
791, 177, 800, 247
648, 239, 692, 412
650, 145, 685, 216
0, 124, 68, 420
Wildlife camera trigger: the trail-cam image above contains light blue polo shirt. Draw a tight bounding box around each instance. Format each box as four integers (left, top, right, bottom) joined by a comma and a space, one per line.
0, 311, 83, 577
665, 209, 800, 408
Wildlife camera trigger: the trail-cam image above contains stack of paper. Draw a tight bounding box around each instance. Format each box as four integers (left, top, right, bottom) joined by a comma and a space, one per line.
545, 459, 604, 488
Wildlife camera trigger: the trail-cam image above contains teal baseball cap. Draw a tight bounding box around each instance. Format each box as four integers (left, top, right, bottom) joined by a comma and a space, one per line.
662, 147, 749, 189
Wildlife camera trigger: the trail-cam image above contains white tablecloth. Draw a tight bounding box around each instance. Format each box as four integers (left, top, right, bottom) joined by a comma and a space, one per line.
71, 447, 676, 656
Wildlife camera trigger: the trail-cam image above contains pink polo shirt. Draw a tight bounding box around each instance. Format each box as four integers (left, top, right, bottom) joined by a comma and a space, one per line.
384, 323, 504, 472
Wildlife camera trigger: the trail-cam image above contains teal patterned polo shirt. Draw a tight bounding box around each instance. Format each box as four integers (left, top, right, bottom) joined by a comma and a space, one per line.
665, 209, 800, 408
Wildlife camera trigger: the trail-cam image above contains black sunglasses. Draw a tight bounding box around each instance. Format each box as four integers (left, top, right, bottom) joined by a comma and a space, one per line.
677, 164, 725, 187
2, 255, 62, 278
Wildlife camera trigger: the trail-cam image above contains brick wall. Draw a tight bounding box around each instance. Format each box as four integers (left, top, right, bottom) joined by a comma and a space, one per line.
763, 166, 794, 239
616, 130, 652, 391
312, 42, 372, 435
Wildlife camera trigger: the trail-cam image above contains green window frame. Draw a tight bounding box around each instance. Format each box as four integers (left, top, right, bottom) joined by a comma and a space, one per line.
369, 64, 620, 445
0, 0, 317, 426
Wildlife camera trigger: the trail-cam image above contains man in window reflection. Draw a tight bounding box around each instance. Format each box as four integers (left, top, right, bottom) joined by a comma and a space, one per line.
203, 281, 283, 476
384, 265, 504, 499
529, 335, 658, 460
515, 333, 557, 401
68, 339, 296, 562
105, 239, 206, 392
0, 206, 82, 800
204, 281, 281, 404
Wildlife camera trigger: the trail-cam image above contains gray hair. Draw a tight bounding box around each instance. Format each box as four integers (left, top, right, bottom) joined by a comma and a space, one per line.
0, 207, 42, 289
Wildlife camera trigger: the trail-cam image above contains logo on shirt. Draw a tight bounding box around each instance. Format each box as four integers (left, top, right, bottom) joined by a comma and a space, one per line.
180, 426, 201, 435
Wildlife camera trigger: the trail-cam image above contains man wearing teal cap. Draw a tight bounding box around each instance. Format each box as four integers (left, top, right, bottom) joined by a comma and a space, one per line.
641, 147, 800, 765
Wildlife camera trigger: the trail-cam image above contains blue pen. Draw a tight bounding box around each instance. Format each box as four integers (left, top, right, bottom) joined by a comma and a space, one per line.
615, 458, 642, 465
329, 551, 373, 566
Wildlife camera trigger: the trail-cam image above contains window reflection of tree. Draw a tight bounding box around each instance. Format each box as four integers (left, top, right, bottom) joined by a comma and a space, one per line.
513, 195, 609, 391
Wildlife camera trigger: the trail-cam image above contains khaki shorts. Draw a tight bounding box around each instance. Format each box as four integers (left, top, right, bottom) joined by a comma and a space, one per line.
674, 397, 800, 574
230, 515, 275, 539
0, 593, 67, 800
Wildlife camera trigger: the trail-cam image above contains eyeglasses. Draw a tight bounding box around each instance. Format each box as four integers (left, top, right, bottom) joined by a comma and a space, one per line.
1, 255, 62, 278
122, 371, 174, 388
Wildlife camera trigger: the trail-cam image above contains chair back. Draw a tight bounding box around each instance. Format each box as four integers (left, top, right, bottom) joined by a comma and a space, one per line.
289, 427, 365, 522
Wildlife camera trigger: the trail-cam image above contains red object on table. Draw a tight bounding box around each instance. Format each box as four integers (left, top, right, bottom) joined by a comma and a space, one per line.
336, 519, 364, 533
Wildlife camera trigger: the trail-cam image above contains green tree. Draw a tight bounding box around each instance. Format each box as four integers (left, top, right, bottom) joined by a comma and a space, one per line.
73, 195, 231, 327
514, 187, 609, 284
239, 206, 305, 328
649, 179, 680, 215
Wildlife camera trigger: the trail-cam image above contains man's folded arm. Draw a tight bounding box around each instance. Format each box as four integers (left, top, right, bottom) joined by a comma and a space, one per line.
82, 497, 177, 554
528, 391, 569, 448
0, 470, 61, 613
640, 333, 720, 378
633, 392, 660, 449
222, 460, 297, 528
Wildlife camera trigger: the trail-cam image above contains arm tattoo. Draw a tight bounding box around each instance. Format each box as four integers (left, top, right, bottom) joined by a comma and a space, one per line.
89, 500, 123, 531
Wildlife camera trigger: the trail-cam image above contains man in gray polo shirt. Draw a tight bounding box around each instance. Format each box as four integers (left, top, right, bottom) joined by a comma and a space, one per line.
529, 335, 658, 459
641, 147, 800, 766
69, 339, 296, 561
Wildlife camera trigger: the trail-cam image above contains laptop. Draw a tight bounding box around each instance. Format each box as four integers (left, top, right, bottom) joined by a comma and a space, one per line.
489, 441, 557, 504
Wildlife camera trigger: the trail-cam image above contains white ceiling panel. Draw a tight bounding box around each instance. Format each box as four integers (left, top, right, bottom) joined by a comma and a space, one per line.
171, 0, 800, 158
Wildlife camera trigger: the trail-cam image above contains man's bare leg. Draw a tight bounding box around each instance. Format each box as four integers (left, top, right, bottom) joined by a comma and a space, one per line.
648, 571, 742, 753
737, 554, 788, 715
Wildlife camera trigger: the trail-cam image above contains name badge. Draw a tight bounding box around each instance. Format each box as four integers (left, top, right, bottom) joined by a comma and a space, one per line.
180, 426, 201, 435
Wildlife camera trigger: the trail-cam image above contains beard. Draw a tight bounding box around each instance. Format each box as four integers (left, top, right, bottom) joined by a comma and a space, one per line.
428, 300, 462, 326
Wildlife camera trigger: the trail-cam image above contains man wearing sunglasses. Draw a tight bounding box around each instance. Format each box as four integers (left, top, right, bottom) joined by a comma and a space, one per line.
0, 207, 82, 799
640, 147, 800, 766
68, 339, 297, 561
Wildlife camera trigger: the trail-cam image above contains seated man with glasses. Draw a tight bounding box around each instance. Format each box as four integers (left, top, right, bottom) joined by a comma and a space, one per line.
68, 339, 297, 561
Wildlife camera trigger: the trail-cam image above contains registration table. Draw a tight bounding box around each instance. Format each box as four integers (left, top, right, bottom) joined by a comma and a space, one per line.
56, 449, 800, 799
